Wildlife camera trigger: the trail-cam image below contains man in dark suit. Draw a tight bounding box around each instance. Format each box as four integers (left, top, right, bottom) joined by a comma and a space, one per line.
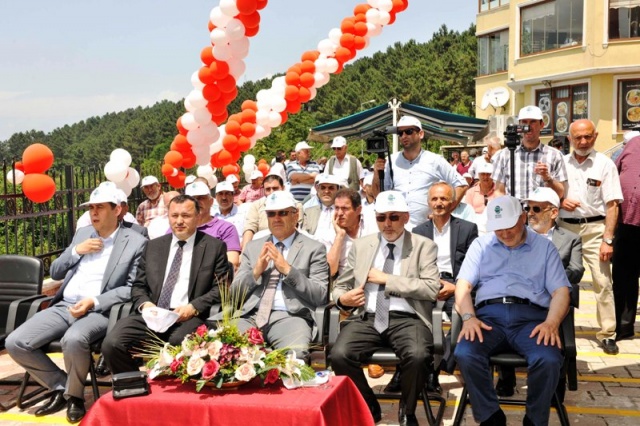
331, 191, 440, 426
6, 185, 147, 423
216, 191, 328, 358
102, 195, 230, 375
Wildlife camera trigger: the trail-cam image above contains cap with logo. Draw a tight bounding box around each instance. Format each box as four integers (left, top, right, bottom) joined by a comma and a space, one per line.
250, 170, 263, 180
396, 115, 422, 130
331, 136, 347, 148
140, 175, 159, 187
477, 162, 494, 175
215, 181, 234, 194
263, 191, 298, 211
185, 181, 211, 197
486, 195, 523, 232
524, 187, 560, 208
226, 174, 239, 184
362, 174, 374, 186
374, 190, 409, 214
80, 185, 120, 207
294, 141, 312, 152
185, 175, 197, 185
518, 105, 543, 121
317, 173, 347, 187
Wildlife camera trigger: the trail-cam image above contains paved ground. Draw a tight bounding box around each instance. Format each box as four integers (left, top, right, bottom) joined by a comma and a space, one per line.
1, 271, 640, 425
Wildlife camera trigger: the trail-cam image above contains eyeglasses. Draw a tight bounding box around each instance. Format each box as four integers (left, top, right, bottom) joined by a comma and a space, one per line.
524, 205, 552, 214
375, 214, 402, 222
266, 210, 295, 218
397, 128, 419, 137
332, 147, 344, 150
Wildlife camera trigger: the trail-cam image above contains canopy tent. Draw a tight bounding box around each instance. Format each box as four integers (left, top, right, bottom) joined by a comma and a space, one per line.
309, 101, 489, 145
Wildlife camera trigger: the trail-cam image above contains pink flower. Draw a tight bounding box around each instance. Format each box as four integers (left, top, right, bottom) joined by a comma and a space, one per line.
246, 327, 264, 345
170, 357, 183, 373
196, 324, 208, 337
234, 362, 257, 382
201, 360, 220, 380
264, 368, 280, 385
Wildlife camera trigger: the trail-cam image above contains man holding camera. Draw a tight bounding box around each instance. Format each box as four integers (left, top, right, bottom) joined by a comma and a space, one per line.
372, 115, 468, 228
492, 105, 567, 201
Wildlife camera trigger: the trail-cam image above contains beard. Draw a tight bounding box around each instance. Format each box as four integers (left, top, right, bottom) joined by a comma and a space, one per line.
573, 147, 594, 156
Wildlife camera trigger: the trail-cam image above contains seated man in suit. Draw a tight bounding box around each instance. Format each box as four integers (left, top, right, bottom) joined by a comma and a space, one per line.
102, 195, 231, 375
331, 191, 440, 426
6, 185, 147, 423
454, 195, 572, 426
495, 187, 585, 397
301, 173, 346, 242
220, 190, 328, 358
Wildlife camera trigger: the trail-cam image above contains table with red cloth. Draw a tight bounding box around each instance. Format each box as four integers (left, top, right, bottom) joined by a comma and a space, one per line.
81, 375, 374, 426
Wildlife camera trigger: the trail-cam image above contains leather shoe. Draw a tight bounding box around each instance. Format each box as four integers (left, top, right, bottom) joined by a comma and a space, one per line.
95, 355, 111, 377
34, 390, 66, 417
383, 369, 402, 393
480, 408, 506, 426
367, 364, 385, 378
368, 399, 382, 423
398, 402, 419, 426
616, 330, 635, 341
66, 397, 86, 424
601, 338, 619, 355
427, 371, 442, 394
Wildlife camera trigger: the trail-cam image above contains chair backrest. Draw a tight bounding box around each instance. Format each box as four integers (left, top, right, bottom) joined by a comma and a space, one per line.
0, 255, 44, 334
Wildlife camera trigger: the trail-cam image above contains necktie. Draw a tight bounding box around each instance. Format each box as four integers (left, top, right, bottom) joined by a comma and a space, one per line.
157, 240, 186, 309
255, 242, 285, 329
374, 243, 395, 334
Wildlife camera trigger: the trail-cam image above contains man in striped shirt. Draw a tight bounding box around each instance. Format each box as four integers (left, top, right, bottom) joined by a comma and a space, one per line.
286, 141, 321, 201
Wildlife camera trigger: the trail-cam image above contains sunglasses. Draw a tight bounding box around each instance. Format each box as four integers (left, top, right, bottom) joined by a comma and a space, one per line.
332, 147, 344, 150
375, 214, 402, 222
524, 205, 552, 214
266, 210, 295, 218
397, 128, 419, 137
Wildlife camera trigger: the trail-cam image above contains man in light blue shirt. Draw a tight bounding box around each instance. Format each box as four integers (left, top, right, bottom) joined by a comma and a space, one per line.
454, 195, 571, 426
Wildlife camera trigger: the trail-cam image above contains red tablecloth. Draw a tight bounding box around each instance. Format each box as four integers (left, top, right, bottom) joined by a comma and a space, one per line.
81, 376, 374, 426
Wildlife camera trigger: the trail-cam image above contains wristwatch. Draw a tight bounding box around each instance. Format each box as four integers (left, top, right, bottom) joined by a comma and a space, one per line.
461, 313, 475, 322
603, 237, 613, 246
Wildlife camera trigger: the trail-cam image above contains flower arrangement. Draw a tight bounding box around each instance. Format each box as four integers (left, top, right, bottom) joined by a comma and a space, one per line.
138, 286, 315, 392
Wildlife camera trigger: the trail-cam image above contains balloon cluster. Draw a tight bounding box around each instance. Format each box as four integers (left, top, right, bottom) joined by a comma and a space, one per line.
103, 149, 140, 196
162, 0, 408, 188
6, 143, 57, 203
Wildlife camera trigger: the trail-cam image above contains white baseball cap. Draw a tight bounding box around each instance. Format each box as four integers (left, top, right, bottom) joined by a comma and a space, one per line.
226, 174, 239, 184
80, 185, 120, 207
524, 187, 560, 208
317, 173, 346, 187
263, 191, 298, 211
185, 175, 197, 185
486, 196, 523, 232
295, 141, 312, 152
115, 189, 128, 204
462, 172, 473, 179
518, 105, 543, 121
140, 175, 159, 187
363, 174, 373, 186
374, 191, 409, 214
477, 162, 494, 175
215, 181, 234, 194
331, 136, 347, 148
397, 115, 422, 129
482, 147, 489, 154
250, 170, 263, 180
185, 181, 211, 197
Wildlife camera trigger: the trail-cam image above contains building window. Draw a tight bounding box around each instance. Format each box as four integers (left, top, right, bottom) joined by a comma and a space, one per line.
480, 0, 510, 12
618, 79, 640, 130
478, 30, 509, 75
521, 0, 584, 56
609, 1, 640, 39
536, 84, 589, 136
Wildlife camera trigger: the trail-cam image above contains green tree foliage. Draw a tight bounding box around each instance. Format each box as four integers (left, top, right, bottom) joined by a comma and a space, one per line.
0, 24, 477, 166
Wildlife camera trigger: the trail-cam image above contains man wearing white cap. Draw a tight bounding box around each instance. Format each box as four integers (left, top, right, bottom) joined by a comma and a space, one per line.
76, 183, 138, 231
372, 115, 468, 228
184, 181, 241, 270
136, 175, 165, 227
286, 141, 322, 201
492, 105, 567, 201
239, 170, 265, 203
222, 190, 328, 358
326, 136, 364, 191
454, 195, 571, 426
468, 136, 501, 179
213, 180, 247, 236
301, 173, 344, 238
225, 174, 242, 205
465, 162, 498, 216
331, 191, 440, 426
6, 185, 147, 422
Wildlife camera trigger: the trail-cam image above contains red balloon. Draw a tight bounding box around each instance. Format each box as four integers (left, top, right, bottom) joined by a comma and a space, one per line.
198, 66, 216, 85
176, 117, 188, 136
173, 134, 191, 152
225, 120, 242, 136
241, 100, 258, 111
167, 171, 186, 189
334, 47, 352, 64
218, 75, 237, 93
286, 99, 302, 114
298, 87, 311, 103
354, 4, 371, 15
301, 50, 320, 62
22, 143, 54, 174
182, 150, 197, 169
221, 164, 236, 177
202, 84, 222, 102
14, 161, 24, 172
300, 60, 315, 74
354, 22, 368, 37
285, 72, 300, 86
245, 24, 260, 37
218, 150, 234, 166
257, 163, 269, 175
256, 0, 268, 10
164, 151, 183, 168
22, 173, 56, 203
200, 46, 215, 66
340, 33, 356, 49
222, 135, 239, 151
341, 17, 356, 34
240, 109, 256, 123
238, 11, 260, 28
210, 61, 230, 79
240, 122, 256, 137
284, 85, 299, 102
212, 110, 229, 125
257, 158, 268, 164
236, 0, 258, 15
237, 136, 252, 151
162, 164, 177, 177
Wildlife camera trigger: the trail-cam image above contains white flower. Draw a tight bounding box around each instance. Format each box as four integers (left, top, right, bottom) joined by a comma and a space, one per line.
238, 346, 265, 367
158, 343, 174, 367
148, 364, 164, 379
181, 338, 194, 357
186, 356, 206, 376
234, 362, 257, 382
208, 326, 224, 338
206, 340, 224, 359
280, 351, 303, 378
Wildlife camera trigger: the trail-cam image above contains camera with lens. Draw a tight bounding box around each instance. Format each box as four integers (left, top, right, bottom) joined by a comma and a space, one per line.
365, 126, 397, 156
503, 124, 530, 149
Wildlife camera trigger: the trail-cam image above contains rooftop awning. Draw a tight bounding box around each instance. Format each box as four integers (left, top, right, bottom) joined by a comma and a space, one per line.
309, 102, 488, 144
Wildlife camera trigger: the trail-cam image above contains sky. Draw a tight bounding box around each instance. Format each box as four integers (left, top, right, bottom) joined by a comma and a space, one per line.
0, 1, 476, 141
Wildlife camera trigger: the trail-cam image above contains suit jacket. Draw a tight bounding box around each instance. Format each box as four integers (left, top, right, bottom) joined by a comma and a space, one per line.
412, 216, 478, 280
50, 225, 147, 313
301, 205, 322, 235
551, 225, 584, 307
227, 231, 328, 331
131, 231, 230, 318
332, 232, 440, 331
121, 220, 149, 238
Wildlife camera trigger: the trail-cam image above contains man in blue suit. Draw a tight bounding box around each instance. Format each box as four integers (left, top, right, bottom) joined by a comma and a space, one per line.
6, 184, 147, 423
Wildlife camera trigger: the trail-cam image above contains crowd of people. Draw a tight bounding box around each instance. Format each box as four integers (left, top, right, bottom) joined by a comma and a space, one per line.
5, 111, 639, 426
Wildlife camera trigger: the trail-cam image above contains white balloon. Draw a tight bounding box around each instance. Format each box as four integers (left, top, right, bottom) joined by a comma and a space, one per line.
191, 69, 205, 89
378, 11, 391, 25
366, 23, 382, 37
271, 96, 287, 113
210, 140, 224, 155
187, 127, 207, 147
254, 124, 270, 139
365, 9, 381, 25
184, 97, 195, 112
187, 90, 208, 109
197, 164, 214, 178
219, 0, 239, 17
210, 6, 233, 27
181, 112, 199, 131
318, 39, 337, 56
272, 76, 287, 90
110, 148, 132, 167
313, 72, 330, 88
104, 160, 128, 183
193, 147, 212, 166
115, 179, 133, 197
213, 44, 233, 61
242, 164, 255, 183
377, 0, 393, 12
328, 28, 342, 45
267, 111, 283, 127
229, 37, 250, 59
192, 107, 213, 125
314, 57, 328, 73
225, 19, 246, 41
243, 154, 256, 165
206, 175, 218, 189
210, 28, 229, 45
255, 109, 270, 127
256, 89, 270, 104
325, 58, 339, 73
125, 167, 140, 188
308, 87, 318, 101
227, 57, 246, 80
200, 122, 220, 142
367, 0, 380, 7
6, 169, 25, 185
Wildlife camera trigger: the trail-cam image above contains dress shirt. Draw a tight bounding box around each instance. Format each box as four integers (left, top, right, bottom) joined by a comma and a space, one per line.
615, 137, 640, 226
136, 196, 166, 227
163, 233, 196, 309
433, 219, 453, 275
457, 229, 571, 308
239, 185, 265, 203
213, 203, 246, 236
330, 155, 364, 181
271, 232, 297, 312
313, 205, 336, 240
63, 227, 119, 309
319, 216, 379, 276
364, 234, 415, 314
